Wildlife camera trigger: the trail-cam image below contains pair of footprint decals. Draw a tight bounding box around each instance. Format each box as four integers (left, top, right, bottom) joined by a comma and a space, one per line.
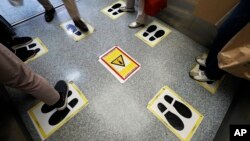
143, 25, 165, 41
66, 24, 82, 36
107, 3, 123, 15
157, 95, 192, 131
41, 90, 78, 126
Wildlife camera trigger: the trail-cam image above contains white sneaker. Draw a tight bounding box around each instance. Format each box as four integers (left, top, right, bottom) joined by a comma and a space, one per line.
128, 22, 145, 28
189, 68, 215, 82
119, 6, 135, 12
195, 54, 207, 67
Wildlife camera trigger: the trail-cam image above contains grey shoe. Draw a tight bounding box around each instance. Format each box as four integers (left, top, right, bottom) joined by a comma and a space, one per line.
189, 69, 214, 82
195, 54, 207, 67
119, 6, 135, 12
128, 22, 145, 28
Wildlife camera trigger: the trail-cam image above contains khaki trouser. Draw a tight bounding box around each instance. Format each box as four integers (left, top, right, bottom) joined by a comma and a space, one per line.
37, 0, 81, 21
126, 0, 147, 24
0, 44, 59, 105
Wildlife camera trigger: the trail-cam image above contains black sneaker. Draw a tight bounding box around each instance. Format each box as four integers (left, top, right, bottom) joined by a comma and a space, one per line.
73, 20, 89, 33
53, 80, 69, 111
11, 37, 33, 48
45, 8, 55, 22
15, 47, 37, 62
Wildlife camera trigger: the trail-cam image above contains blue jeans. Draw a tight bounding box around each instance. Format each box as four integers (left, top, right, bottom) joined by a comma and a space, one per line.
205, 0, 250, 80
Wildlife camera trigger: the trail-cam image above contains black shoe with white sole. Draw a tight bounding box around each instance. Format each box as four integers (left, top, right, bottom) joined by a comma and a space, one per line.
11, 37, 33, 48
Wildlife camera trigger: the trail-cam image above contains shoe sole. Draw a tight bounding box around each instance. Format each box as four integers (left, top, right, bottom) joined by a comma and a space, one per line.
12, 39, 33, 50
128, 24, 145, 28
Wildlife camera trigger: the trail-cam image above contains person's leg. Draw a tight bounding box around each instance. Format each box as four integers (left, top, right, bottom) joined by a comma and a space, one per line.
0, 43, 59, 106
135, 0, 147, 24
126, 0, 135, 9
37, 0, 55, 22
205, 0, 250, 80
62, 0, 89, 32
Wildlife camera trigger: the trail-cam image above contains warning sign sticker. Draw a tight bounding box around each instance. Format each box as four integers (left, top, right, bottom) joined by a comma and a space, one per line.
99, 46, 141, 83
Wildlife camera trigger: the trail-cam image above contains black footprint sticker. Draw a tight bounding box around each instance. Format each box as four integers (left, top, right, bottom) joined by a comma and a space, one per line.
143, 25, 157, 37
108, 3, 121, 12
48, 98, 78, 126
164, 95, 192, 119
66, 24, 82, 36
149, 30, 165, 41
41, 90, 73, 113
28, 43, 36, 49
157, 103, 184, 131
112, 9, 123, 15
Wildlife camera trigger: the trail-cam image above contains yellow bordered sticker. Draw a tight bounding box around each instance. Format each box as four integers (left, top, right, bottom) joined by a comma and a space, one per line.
147, 86, 203, 141
101, 0, 126, 20
28, 81, 88, 140
191, 64, 224, 94
14, 37, 49, 64
99, 46, 141, 83
135, 20, 171, 47
60, 19, 94, 41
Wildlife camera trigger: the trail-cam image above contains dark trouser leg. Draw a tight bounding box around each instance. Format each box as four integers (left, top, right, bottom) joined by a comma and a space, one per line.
205, 0, 250, 80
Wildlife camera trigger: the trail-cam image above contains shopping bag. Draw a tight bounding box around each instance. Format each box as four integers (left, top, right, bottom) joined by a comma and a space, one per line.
218, 24, 250, 80
144, 0, 167, 16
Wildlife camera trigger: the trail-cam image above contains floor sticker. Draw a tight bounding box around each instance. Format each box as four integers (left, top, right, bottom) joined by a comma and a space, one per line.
60, 19, 94, 41
101, 0, 126, 20
12, 37, 48, 64
147, 86, 203, 141
135, 20, 171, 47
190, 64, 224, 94
99, 46, 141, 83
28, 81, 88, 140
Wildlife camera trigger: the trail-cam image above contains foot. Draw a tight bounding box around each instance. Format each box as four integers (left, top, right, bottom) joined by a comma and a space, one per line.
119, 6, 135, 12
128, 22, 145, 28
73, 20, 89, 33
45, 8, 55, 22
189, 69, 215, 82
53, 80, 69, 111
195, 54, 207, 67
11, 37, 33, 48
14, 47, 37, 62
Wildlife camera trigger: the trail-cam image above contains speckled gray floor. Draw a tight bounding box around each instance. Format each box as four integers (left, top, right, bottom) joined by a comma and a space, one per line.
7, 0, 241, 141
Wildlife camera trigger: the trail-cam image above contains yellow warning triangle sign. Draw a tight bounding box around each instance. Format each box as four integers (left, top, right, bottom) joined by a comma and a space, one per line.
111, 55, 125, 67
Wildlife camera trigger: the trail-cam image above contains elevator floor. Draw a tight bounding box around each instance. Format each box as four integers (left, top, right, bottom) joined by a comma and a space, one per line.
5, 0, 241, 140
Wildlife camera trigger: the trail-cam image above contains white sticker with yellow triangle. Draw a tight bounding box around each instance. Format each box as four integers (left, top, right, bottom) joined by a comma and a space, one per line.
99, 46, 141, 83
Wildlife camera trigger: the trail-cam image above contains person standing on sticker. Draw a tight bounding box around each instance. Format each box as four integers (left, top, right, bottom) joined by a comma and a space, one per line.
119, 0, 147, 28
189, 0, 250, 82
0, 43, 69, 111
37, 0, 89, 32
